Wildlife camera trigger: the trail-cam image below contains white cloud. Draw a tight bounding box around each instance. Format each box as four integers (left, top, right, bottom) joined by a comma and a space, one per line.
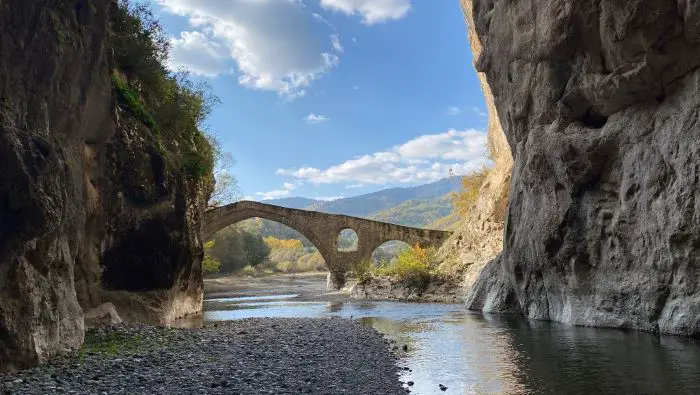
352, 85, 359, 90
346, 183, 364, 189
447, 106, 461, 116
314, 196, 345, 201
304, 113, 330, 124
352, 37, 358, 44
331, 34, 344, 53
472, 106, 488, 118
255, 180, 301, 200
168, 31, 231, 77
277, 129, 489, 185
256, 189, 290, 200
157, 0, 340, 98
320, 0, 411, 24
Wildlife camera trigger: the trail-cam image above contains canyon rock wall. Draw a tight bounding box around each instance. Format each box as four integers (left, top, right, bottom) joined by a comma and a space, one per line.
463, 0, 700, 335
436, 1, 512, 296
0, 0, 210, 371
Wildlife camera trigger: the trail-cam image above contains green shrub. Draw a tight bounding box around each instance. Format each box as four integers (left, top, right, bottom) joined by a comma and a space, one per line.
182, 151, 209, 177
386, 245, 432, 285
357, 244, 439, 287
351, 259, 375, 283
112, 74, 158, 133
240, 265, 256, 276
110, 1, 218, 182
110, 0, 169, 99
202, 241, 220, 273
275, 261, 293, 273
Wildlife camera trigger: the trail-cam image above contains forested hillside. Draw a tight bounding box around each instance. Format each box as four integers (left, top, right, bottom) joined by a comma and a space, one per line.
266, 176, 461, 217
368, 195, 453, 228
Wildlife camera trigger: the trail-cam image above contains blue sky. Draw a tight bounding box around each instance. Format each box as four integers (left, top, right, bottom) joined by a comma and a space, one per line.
152, 0, 488, 201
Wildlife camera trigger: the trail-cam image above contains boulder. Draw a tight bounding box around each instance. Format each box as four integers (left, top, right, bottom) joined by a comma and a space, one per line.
84, 303, 122, 328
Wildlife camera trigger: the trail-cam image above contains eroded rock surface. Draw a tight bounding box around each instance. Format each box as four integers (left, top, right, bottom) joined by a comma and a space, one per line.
435, 0, 512, 296
463, 0, 700, 335
350, 276, 463, 303
84, 303, 122, 329
0, 1, 210, 371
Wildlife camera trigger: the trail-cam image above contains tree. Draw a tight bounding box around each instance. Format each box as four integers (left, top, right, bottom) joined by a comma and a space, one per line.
202, 240, 221, 273
209, 226, 270, 273
207, 134, 240, 208
243, 232, 270, 267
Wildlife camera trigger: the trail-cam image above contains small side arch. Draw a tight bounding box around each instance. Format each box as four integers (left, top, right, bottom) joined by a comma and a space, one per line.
337, 228, 358, 251
370, 240, 410, 265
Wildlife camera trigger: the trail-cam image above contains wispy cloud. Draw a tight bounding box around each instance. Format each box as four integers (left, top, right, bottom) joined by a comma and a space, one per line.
304, 113, 330, 124
320, 0, 412, 25
447, 106, 461, 116
472, 106, 488, 118
331, 34, 344, 53
314, 195, 345, 201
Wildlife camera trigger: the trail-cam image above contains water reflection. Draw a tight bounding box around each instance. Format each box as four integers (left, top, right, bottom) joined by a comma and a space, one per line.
358, 317, 416, 356
174, 294, 700, 394
480, 314, 700, 394
325, 301, 343, 313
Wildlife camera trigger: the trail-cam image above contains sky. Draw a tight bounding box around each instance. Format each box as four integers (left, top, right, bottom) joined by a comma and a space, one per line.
152, 0, 489, 201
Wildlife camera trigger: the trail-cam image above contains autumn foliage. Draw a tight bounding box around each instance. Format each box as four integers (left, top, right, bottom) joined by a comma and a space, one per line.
451, 167, 489, 218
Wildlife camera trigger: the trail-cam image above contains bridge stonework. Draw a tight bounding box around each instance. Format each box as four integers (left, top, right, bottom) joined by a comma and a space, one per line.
202, 201, 452, 289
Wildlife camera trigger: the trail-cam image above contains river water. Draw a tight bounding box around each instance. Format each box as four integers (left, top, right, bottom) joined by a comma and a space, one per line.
194, 282, 700, 394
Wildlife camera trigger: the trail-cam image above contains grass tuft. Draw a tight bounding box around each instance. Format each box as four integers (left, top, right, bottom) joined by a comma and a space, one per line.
112, 73, 158, 133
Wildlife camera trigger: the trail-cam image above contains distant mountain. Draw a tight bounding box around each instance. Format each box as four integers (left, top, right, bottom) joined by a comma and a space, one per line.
266, 177, 458, 217
309, 177, 460, 217
264, 197, 320, 210
369, 194, 454, 228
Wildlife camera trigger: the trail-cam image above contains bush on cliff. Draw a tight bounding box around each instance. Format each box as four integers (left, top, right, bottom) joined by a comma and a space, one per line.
451, 167, 490, 218
110, 0, 216, 183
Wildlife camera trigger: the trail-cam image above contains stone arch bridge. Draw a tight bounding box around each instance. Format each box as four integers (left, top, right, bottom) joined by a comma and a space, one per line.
202, 201, 452, 289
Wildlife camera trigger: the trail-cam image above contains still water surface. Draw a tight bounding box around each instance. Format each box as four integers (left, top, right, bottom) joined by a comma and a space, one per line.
196, 293, 700, 394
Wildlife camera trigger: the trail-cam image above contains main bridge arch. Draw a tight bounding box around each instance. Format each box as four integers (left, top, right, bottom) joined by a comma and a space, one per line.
202, 201, 452, 289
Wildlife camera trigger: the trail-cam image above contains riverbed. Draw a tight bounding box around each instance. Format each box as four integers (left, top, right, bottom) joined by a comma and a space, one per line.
189, 273, 700, 394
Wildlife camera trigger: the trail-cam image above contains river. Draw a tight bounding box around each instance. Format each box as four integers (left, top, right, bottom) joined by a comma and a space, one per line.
184, 274, 700, 394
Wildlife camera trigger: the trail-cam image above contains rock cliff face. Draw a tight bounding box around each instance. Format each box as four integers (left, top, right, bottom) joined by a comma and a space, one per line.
462, 0, 700, 335
0, 0, 210, 371
435, 1, 512, 296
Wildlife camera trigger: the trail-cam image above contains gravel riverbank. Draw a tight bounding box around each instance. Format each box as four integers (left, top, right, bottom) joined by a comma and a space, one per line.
1, 318, 406, 395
